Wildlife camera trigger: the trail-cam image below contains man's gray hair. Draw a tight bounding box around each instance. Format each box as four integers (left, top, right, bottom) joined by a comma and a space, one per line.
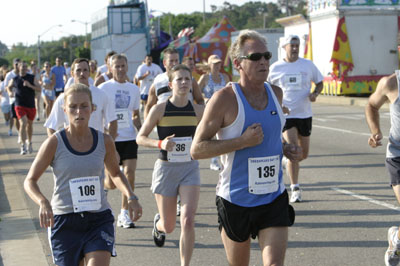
229, 30, 267, 63
110, 53, 128, 65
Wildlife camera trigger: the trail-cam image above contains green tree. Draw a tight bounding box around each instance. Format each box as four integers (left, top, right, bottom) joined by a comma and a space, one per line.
0, 57, 9, 67
0, 41, 9, 57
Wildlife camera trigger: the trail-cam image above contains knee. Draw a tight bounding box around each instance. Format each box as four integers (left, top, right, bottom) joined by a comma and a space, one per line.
160, 219, 176, 234
180, 214, 195, 232
124, 168, 135, 182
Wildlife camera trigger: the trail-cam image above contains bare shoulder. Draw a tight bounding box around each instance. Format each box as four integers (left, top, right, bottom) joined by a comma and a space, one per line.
209, 83, 236, 107
379, 73, 398, 92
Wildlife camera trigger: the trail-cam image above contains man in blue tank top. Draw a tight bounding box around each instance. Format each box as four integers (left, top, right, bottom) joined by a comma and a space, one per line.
366, 72, 400, 266
191, 30, 302, 266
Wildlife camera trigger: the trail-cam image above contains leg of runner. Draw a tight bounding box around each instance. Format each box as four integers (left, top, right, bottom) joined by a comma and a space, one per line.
258, 227, 288, 266
220, 229, 251, 266
117, 159, 137, 228
179, 185, 200, 266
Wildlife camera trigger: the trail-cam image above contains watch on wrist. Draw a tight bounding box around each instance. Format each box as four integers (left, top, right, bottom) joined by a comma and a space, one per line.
128, 195, 139, 201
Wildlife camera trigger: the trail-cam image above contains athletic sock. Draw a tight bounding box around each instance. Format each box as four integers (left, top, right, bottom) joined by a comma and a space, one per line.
290, 184, 300, 191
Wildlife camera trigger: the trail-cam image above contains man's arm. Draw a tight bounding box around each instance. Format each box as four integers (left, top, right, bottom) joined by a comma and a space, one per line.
309, 81, 324, 102
191, 79, 205, 105
132, 109, 141, 131
94, 76, 105, 87
191, 86, 263, 159
107, 120, 118, 140
365, 73, 396, 147
144, 84, 157, 119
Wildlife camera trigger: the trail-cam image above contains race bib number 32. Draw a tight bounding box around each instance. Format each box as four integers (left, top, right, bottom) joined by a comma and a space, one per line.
248, 155, 280, 194
69, 176, 101, 212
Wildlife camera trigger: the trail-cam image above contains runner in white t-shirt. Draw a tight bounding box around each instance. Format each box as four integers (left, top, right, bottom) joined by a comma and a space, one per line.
44, 58, 117, 137
99, 54, 142, 229
268, 35, 323, 203
135, 55, 163, 108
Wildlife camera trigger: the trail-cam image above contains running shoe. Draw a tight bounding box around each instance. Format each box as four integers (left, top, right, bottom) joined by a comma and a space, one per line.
152, 213, 165, 247
177, 199, 181, 217
27, 142, 33, 154
210, 158, 222, 171
385, 226, 400, 266
8, 129, 12, 136
17, 136, 21, 144
117, 212, 135, 228
282, 156, 288, 170
290, 187, 302, 203
20, 144, 27, 155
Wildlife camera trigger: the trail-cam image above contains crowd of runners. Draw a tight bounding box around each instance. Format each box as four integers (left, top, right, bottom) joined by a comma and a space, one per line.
1, 29, 400, 266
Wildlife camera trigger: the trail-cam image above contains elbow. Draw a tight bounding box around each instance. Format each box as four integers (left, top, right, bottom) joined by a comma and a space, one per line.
136, 136, 144, 146
190, 145, 202, 160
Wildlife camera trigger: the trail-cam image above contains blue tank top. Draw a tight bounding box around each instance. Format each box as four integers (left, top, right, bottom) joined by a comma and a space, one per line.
216, 82, 286, 207
42, 73, 52, 85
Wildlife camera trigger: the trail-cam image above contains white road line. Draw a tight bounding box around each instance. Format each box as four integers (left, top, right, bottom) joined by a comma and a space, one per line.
313, 124, 388, 139
332, 187, 400, 211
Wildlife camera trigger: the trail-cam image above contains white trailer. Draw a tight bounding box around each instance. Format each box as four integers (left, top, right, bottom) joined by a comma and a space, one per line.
91, 1, 150, 79
277, 0, 400, 95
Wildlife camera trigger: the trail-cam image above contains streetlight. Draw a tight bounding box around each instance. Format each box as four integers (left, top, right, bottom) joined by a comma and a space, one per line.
71, 19, 89, 43
37, 24, 62, 69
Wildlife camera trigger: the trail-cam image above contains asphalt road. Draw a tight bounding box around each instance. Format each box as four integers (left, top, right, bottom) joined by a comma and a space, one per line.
0, 102, 397, 266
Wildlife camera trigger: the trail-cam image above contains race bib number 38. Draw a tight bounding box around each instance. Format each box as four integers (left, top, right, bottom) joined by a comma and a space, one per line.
167, 137, 192, 162
69, 176, 101, 212
248, 155, 280, 194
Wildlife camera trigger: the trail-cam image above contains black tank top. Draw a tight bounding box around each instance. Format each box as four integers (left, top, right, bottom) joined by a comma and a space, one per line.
157, 100, 197, 160
14, 74, 35, 108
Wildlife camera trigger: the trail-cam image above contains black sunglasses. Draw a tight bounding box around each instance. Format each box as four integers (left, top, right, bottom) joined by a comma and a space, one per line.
239, 51, 272, 61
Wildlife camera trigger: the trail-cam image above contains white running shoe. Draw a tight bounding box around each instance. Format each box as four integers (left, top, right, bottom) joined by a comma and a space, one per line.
20, 144, 27, 155
385, 226, 400, 266
117, 212, 135, 228
27, 142, 33, 154
290, 187, 302, 203
210, 158, 222, 171
282, 156, 288, 170
177, 199, 181, 217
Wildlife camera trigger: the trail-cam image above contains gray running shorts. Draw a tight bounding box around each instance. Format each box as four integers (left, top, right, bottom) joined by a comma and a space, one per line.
151, 159, 200, 197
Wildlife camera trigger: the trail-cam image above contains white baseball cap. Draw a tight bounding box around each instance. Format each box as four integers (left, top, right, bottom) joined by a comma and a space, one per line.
281, 35, 300, 48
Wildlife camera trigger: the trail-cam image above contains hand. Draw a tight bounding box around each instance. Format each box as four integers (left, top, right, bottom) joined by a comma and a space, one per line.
39, 199, 54, 228
309, 92, 318, 102
241, 123, 264, 148
128, 199, 143, 222
161, 134, 176, 151
283, 143, 303, 161
145, 71, 150, 77
282, 106, 290, 114
368, 133, 382, 148
23, 80, 31, 88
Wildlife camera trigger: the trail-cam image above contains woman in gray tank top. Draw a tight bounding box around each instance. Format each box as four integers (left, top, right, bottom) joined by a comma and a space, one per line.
24, 84, 142, 266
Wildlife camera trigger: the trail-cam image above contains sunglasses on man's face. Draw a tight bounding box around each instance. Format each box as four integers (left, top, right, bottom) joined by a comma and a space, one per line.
239, 51, 272, 61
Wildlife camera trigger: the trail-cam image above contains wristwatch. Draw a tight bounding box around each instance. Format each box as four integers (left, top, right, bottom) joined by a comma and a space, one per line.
128, 195, 139, 201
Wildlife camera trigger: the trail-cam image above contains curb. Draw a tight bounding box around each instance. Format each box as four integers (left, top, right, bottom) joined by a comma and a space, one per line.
317, 95, 390, 110
0, 120, 49, 266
